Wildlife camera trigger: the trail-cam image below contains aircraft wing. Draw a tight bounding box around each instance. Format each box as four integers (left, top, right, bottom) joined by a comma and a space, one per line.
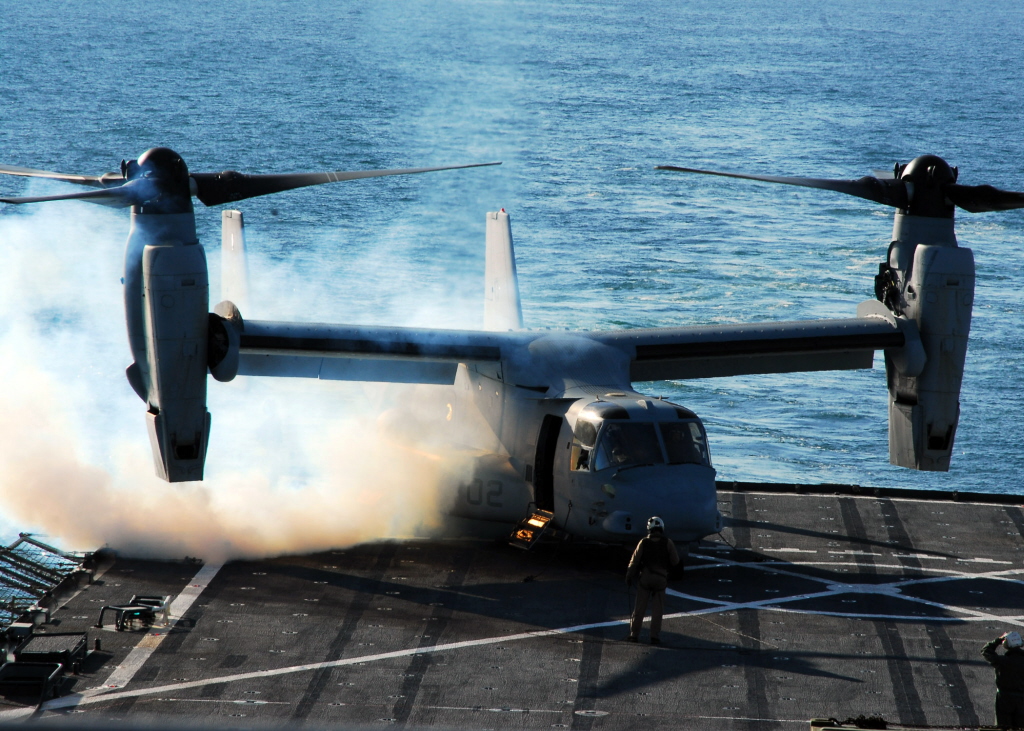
237, 320, 511, 384
591, 314, 908, 381
233, 304, 912, 385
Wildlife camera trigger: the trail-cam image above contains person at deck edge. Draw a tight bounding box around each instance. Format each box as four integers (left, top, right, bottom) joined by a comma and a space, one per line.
626, 516, 680, 644
982, 631, 1024, 729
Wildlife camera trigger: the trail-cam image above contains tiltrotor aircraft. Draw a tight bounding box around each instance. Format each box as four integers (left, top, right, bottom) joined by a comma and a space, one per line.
2, 149, 1022, 548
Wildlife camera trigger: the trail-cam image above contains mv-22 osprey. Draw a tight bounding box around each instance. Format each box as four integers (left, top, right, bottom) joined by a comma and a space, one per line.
2, 149, 1023, 548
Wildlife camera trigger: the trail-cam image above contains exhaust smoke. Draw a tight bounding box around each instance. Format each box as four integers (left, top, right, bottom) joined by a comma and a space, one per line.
0, 200, 477, 562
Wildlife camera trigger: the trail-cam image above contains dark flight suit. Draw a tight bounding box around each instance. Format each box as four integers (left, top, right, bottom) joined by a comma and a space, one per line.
982, 637, 1024, 729
626, 531, 680, 642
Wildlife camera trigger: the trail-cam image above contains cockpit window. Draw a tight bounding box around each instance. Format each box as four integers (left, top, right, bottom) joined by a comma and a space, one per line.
574, 419, 598, 447
660, 421, 711, 466
592, 422, 665, 471
570, 418, 600, 471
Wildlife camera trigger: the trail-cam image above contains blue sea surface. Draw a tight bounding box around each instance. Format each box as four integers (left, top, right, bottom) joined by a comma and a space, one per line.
0, 0, 1022, 546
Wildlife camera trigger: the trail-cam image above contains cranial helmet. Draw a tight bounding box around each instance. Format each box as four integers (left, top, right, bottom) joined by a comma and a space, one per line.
1006, 632, 1023, 649
647, 516, 665, 532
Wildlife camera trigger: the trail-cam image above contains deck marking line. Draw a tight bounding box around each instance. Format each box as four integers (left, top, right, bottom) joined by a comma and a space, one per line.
689, 715, 804, 724
91, 563, 223, 692
150, 698, 291, 705
42, 615, 641, 710
669, 562, 1024, 626
44, 590, 881, 712
38, 562, 225, 715
38, 550, 1024, 712
958, 557, 1012, 564
691, 552, 1024, 588
829, 550, 881, 556
425, 705, 560, 714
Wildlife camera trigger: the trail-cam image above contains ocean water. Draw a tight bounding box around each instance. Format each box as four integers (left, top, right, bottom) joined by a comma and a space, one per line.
0, 0, 1022, 546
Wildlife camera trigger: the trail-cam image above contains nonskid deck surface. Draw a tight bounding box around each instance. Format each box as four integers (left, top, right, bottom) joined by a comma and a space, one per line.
2, 489, 1022, 730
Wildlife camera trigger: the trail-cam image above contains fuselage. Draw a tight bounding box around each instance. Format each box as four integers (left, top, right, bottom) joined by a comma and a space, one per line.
441, 333, 722, 545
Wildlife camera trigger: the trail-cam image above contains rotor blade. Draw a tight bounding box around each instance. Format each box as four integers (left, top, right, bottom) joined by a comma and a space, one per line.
946, 183, 1024, 213
0, 163, 120, 188
0, 178, 155, 207
190, 161, 502, 206
655, 165, 910, 209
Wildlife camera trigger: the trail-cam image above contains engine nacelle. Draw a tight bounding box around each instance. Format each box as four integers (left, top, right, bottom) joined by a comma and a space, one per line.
142, 242, 211, 481
880, 213, 975, 471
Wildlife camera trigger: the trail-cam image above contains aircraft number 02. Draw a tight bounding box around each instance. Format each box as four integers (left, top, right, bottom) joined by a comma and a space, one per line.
465, 478, 503, 508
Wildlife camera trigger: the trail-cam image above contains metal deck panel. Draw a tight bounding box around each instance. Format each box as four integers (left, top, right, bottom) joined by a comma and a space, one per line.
1, 489, 1020, 729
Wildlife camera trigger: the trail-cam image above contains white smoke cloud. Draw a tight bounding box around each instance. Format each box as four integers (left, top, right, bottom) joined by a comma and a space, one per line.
0, 198, 478, 562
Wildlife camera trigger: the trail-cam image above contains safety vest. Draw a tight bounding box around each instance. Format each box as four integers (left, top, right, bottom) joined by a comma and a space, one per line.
641, 536, 671, 574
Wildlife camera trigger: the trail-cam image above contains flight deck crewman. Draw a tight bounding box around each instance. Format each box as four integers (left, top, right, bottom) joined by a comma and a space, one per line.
983, 631, 1024, 729
625, 516, 680, 645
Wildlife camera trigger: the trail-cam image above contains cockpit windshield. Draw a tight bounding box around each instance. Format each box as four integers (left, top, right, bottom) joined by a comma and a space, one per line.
570, 407, 712, 472
659, 421, 711, 465
592, 422, 664, 471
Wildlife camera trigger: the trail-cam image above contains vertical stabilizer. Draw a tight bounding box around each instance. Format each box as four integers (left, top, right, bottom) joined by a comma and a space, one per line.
484, 210, 523, 331
221, 210, 250, 313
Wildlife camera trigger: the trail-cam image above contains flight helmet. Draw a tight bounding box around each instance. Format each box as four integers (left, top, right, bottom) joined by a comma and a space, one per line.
1006, 632, 1023, 649
647, 516, 665, 532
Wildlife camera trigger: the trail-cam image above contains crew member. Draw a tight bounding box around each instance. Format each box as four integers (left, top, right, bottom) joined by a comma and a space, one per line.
982, 631, 1024, 729
625, 516, 680, 644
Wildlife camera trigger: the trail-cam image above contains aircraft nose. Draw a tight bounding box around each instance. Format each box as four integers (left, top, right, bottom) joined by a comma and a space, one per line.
671, 481, 721, 537
610, 465, 720, 541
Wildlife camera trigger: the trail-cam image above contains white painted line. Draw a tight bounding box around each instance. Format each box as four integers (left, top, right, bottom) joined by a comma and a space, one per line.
689, 715, 806, 724
425, 705, 559, 714
958, 557, 1012, 565
767, 606, 960, 621
668, 554, 1024, 627
692, 552, 1024, 587
92, 563, 222, 692
27, 542, 1024, 714
32, 562, 224, 715
666, 588, 840, 611
829, 550, 881, 556
759, 548, 817, 554
153, 698, 291, 705
44, 615, 638, 710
